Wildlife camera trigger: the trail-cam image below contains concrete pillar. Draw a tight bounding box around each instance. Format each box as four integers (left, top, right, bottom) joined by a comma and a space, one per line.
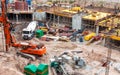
102, 38, 106, 46
96, 26, 99, 35
32, 13, 34, 21
53, 14, 55, 23
16, 14, 18, 23
50, 14, 51, 20
58, 16, 59, 26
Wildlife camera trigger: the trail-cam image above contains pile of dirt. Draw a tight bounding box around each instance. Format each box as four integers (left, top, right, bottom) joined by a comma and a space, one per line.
54, 42, 77, 49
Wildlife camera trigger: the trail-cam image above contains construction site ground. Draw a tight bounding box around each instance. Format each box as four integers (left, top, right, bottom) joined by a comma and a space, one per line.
0, 23, 120, 75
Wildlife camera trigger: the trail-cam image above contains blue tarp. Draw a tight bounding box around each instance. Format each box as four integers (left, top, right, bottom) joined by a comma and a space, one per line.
26, 0, 32, 5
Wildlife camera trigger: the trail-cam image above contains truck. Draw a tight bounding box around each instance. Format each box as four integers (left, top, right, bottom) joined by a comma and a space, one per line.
22, 21, 38, 40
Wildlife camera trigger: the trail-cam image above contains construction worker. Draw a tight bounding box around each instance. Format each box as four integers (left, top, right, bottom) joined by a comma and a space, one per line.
79, 34, 83, 42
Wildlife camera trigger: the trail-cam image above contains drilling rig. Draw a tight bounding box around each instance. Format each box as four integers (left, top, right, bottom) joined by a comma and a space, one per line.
0, 0, 46, 60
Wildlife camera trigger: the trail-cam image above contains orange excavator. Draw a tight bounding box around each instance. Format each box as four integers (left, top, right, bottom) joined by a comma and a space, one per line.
0, 0, 46, 60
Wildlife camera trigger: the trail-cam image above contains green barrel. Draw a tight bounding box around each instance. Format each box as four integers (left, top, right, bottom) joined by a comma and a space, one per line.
24, 64, 37, 75
36, 30, 44, 38
37, 63, 48, 75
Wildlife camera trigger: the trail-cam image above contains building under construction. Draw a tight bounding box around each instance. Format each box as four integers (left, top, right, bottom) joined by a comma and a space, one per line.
0, 0, 120, 75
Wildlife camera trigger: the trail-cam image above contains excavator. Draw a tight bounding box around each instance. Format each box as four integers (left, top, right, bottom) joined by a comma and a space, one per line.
0, 0, 46, 60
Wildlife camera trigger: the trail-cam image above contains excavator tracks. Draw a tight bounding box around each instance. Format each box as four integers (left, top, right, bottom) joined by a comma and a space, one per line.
16, 51, 36, 61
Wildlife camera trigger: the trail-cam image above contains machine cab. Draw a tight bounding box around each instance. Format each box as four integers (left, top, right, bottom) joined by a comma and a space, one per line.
22, 28, 34, 40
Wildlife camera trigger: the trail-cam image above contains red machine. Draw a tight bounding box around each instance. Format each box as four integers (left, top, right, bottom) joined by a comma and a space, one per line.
0, 0, 46, 59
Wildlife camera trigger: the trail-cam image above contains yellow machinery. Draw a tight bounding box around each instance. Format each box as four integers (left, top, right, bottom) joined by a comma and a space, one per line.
84, 33, 96, 41
110, 29, 120, 41
40, 27, 49, 33
71, 7, 83, 12
110, 35, 120, 41
106, 29, 120, 47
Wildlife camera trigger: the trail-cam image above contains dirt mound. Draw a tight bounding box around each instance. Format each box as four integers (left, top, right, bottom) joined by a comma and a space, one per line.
55, 42, 77, 49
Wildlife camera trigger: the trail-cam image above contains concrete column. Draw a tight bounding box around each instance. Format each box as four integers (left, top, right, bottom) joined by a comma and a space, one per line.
50, 14, 52, 20
58, 16, 59, 26
96, 26, 99, 35
16, 14, 18, 23
102, 38, 106, 46
32, 13, 34, 21
53, 14, 55, 23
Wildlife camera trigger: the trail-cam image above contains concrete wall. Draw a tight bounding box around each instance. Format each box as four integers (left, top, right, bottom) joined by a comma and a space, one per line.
72, 14, 82, 30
